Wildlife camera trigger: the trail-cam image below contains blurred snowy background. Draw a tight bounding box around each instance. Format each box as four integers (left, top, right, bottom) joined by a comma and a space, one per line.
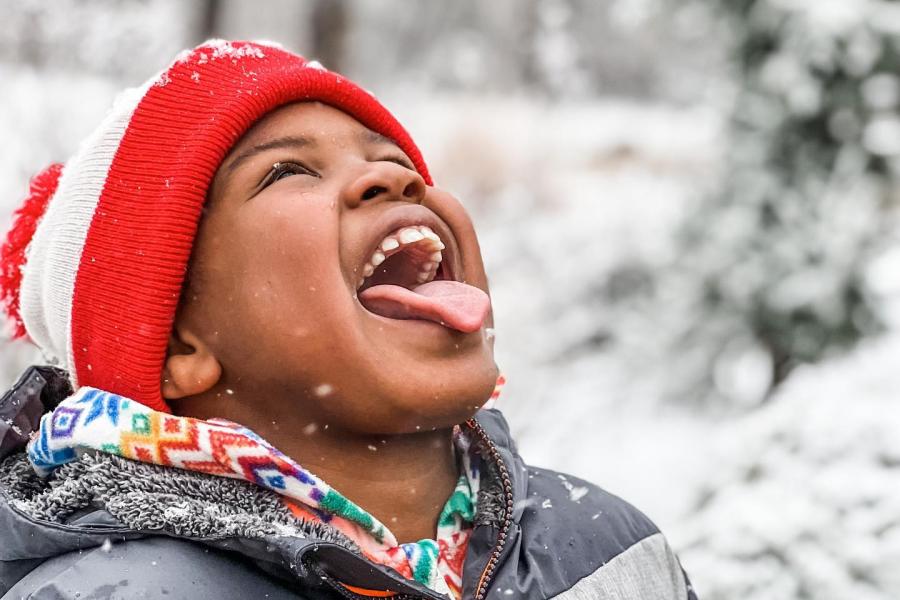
2, 1, 899, 598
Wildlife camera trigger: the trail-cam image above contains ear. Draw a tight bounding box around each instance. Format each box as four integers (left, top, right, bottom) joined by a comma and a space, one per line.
161, 325, 222, 400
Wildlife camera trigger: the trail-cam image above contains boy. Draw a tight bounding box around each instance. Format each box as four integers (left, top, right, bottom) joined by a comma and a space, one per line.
0, 40, 696, 599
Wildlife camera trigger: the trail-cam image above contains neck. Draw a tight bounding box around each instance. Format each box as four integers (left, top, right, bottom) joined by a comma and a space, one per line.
300, 426, 459, 543
170, 393, 460, 544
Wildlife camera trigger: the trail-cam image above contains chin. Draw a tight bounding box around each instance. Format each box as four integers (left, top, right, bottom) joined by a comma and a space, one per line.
383, 360, 500, 434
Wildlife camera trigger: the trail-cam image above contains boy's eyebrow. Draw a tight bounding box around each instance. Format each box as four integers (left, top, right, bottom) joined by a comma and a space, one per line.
361, 130, 398, 147
360, 130, 415, 169
225, 135, 317, 173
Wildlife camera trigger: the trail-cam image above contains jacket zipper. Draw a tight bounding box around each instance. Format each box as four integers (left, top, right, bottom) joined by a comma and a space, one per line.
465, 418, 515, 600
305, 418, 515, 600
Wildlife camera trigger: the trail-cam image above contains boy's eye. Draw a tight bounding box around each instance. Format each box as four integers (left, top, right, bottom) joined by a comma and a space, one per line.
262, 162, 318, 187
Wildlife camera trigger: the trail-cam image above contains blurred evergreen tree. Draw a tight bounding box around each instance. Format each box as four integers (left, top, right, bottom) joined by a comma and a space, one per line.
669, 0, 900, 403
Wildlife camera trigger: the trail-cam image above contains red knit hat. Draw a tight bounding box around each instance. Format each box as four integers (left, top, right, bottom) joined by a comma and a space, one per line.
0, 40, 432, 413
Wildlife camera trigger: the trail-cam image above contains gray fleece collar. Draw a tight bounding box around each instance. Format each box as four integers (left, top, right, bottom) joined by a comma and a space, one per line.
0, 411, 511, 556
0, 450, 362, 552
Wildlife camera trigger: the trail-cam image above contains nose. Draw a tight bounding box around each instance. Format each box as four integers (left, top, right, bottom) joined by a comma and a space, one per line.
341, 161, 427, 209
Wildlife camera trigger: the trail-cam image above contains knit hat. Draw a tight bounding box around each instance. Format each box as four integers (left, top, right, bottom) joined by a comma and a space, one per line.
0, 40, 432, 413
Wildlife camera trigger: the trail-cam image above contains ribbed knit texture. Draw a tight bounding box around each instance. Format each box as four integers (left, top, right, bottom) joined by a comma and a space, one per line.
20, 82, 148, 384
6, 40, 432, 412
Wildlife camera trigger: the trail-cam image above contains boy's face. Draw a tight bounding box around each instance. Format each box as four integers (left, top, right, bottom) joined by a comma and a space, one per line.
170, 102, 499, 433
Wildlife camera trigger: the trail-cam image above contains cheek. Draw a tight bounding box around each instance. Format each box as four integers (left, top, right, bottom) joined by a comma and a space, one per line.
210, 198, 352, 365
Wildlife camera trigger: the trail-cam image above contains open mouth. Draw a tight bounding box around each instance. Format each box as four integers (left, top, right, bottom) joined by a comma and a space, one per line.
354, 224, 490, 333
356, 225, 449, 292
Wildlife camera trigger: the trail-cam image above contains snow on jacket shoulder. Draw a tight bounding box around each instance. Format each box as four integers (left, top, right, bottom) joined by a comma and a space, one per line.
462, 404, 697, 600
496, 464, 695, 598
0, 366, 697, 599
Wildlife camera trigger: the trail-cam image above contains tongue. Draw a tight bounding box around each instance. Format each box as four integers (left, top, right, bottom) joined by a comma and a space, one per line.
358, 280, 490, 333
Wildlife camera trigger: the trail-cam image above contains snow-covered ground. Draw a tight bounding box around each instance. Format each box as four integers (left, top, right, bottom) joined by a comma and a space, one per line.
677, 332, 900, 599
4, 61, 899, 599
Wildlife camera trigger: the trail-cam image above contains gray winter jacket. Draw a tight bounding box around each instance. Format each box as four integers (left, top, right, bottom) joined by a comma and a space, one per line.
0, 366, 697, 599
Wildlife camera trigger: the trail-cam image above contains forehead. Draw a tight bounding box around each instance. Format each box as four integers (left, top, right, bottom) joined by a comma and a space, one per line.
240, 102, 395, 152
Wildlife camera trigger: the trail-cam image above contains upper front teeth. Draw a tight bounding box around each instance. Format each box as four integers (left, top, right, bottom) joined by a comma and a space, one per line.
398, 229, 424, 244
358, 225, 445, 289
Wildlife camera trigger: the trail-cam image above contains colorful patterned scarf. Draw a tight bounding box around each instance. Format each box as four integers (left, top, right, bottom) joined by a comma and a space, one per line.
27, 387, 482, 598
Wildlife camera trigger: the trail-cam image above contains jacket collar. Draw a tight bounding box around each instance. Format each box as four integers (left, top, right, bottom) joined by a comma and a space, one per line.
0, 365, 70, 460
0, 365, 523, 599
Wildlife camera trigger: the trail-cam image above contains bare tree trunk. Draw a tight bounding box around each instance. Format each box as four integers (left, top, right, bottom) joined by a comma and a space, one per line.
310, 0, 348, 72
199, 0, 221, 39
518, 0, 540, 90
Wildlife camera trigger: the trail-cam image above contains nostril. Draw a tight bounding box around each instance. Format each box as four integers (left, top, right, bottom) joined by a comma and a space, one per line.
361, 185, 386, 201
402, 181, 422, 200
